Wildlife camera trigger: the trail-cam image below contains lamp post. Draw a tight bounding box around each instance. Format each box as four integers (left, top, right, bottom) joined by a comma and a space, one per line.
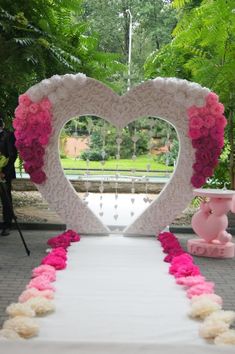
126, 9, 132, 91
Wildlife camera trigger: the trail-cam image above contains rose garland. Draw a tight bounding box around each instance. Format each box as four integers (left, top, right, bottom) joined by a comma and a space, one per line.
187, 92, 227, 188
0, 230, 80, 340
13, 94, 53, 184
157, 231, 235, 345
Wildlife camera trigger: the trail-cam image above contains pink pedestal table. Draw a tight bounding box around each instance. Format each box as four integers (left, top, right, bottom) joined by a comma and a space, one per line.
187, 188, 235, 258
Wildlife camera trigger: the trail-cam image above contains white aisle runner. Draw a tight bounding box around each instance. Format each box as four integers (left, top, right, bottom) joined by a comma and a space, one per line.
2, 236, 233, 354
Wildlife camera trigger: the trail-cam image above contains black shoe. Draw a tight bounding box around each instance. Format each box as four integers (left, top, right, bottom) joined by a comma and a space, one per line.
1, 228, 10, 236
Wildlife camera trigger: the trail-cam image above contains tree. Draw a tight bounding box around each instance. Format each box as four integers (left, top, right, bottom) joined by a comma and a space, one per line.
82, 0, 176, 90
0, 0, 124, 122
145, 0, 235, 188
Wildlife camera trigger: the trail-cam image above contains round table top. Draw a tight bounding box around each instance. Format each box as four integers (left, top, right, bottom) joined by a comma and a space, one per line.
193, 188, 235, 199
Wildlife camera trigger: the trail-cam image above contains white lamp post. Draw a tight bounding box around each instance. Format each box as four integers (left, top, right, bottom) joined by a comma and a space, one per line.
126, 9, 132, 91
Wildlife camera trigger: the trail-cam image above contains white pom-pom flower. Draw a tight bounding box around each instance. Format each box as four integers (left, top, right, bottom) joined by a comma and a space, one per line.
0, 328, 23, 340
6, 303, 35, 318
206, 310, 235, 325
3, 316, 39, 338
25, 296, 55, 315
191, 293, 223, 305
199, 320, 229, 339
214, 330, 235, 345
189, 297, 221, 319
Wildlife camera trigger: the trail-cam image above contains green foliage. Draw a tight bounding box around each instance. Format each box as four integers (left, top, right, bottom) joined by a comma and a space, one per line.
0, 0, 124, 122
145, 0, 235, 188
206, 141, 230, 189
80, 150, 108, 161
82, 0, 177, 90
89, 125, 149, 159
159, 139, 179, 166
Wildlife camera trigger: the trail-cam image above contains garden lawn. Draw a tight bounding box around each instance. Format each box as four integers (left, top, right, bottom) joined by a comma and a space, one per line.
60, 155, 173, 176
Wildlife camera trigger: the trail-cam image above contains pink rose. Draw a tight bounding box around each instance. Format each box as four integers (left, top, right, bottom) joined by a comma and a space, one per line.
186, 281, 215, 298
174, 263, 201, 278
202, 166, 213, 177
29, 103, 40, 114
191, 174, 206, 188
40, 98, 52, 111
193, 162, 203, 173
200, 127, 209, 137
14, 105, 28, 119
200, 137, 217, 150
31, 143, 45, 159
41, 255, 67, 270
187, 106, 199, 118
209, 102, 224, 115
217, 137, 224, 148
39, 135, 49, 145
19, 146, 34, 161
164, 249, 185, 263
30, 169, 46, 184
215, 115, 227, 128
210, 126, 224, 140
203, 115, 215, 128
190, 116, 204, 129
188, 128, 201, 140
64, 229, 81, 242
206, 92, 219, 106
18, 94, 31, 106
27, 275, 55, 291
198, 106, 209, 116
171, 253, 193, 265
192, 138, 204, 149
196, 149, 212, 165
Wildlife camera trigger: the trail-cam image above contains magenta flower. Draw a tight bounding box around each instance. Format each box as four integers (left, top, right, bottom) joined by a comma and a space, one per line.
30, 170, 46, 184
13, 94, 52, 184
190, 116, 204, 129
188, 128, 201, 140
203, 115, 215, 128
191, 174, 206, 188
19, 94, 32, 106
206, 92, 219, 106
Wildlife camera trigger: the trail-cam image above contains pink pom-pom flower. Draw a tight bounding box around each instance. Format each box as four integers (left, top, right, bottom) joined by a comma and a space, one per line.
32, 265, 56, 282
19, 287, 54, 303
186, 281, 215, 299
26, 275, 55, 291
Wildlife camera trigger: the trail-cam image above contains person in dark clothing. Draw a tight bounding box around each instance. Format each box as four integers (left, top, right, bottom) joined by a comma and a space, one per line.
0, 118, 17, 236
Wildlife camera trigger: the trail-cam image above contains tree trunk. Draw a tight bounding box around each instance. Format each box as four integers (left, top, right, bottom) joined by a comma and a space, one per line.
228, 109, 235, 189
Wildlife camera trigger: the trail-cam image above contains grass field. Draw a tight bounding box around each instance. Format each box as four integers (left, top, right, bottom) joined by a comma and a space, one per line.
61, 155, 172, 169
15, 155, 174, 177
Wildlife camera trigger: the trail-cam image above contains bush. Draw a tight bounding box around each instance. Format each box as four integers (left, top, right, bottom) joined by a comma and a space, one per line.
159, 139, 179, 166
80, 150, 109, 161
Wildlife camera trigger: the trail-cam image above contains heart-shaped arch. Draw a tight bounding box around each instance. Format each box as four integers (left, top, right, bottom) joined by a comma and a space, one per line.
14, 75, 225, 235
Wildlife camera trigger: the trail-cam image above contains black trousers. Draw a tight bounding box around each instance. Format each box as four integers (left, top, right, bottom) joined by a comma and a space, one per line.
0, 179, 14, 228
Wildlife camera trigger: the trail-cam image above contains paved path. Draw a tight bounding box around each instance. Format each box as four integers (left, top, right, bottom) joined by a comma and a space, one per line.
0, 230, 234, 327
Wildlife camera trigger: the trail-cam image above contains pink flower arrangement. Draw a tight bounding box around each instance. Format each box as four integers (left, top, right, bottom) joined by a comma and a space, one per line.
41, 254, 67, 270
19, 288, 54, 303
13, 94, 53, 184
187, 282, 215, 299
176, 275, 206, 287
32, 265, 56, 282
157, 230, 221, 311
47, 230, 80, 249
26, 275, 55, 291
187, 92, 227, 188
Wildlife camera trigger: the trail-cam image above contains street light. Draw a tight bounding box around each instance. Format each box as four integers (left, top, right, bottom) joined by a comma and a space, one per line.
126, 9, 132, 91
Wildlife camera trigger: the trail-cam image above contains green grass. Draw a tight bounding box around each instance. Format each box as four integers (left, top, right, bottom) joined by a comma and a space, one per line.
60, 155, 173, 176
15, 155, 173, 176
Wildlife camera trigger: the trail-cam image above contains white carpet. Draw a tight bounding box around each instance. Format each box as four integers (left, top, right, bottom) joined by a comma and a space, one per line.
2, 236, 233, 353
